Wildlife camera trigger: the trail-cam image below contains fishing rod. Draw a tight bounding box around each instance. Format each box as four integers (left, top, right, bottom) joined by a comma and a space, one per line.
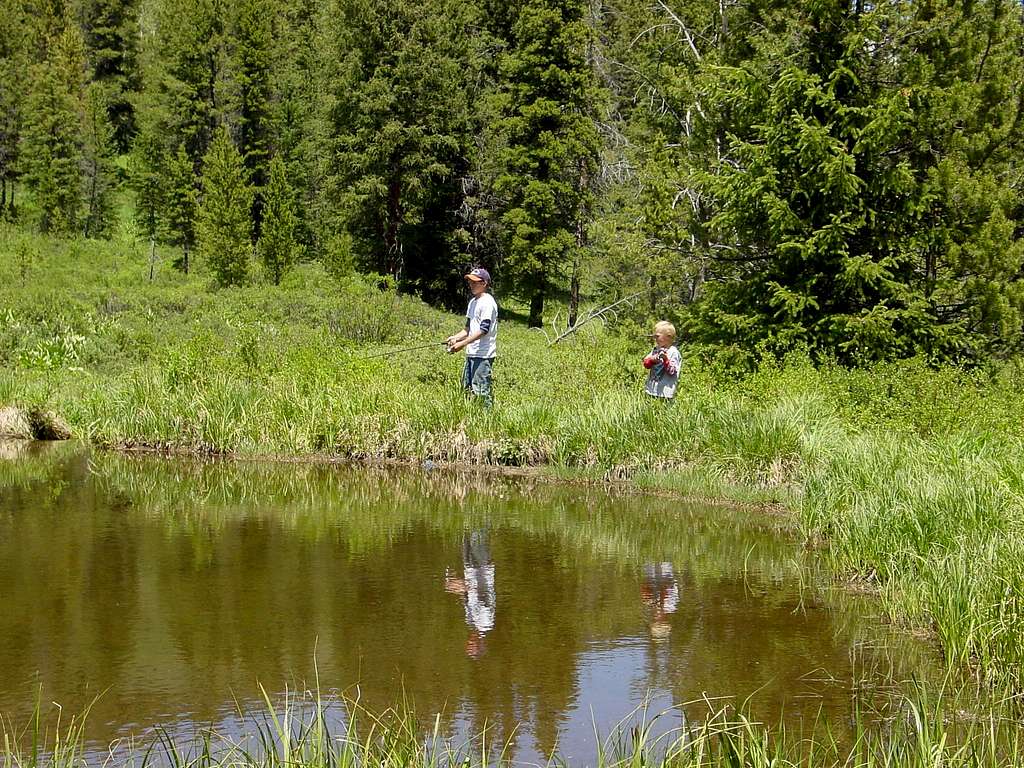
350, 341, 449, 361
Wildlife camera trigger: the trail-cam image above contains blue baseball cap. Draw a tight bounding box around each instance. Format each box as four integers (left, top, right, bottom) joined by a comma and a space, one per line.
465, 268, 491, 284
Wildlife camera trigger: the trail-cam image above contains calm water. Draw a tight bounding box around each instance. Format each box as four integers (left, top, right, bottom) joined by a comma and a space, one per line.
0, 442, 936, 763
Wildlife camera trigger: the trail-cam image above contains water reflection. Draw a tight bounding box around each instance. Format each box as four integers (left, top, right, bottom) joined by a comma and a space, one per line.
641, 563, 679, 640
445, 531, 497, 658
0, 447, 940, 763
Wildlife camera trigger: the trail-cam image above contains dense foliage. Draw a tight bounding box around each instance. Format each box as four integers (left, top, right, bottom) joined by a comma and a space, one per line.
2, 0, 1023, 358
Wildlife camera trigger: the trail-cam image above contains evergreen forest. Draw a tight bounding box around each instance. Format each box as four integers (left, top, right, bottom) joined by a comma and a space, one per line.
2, 0, 1023, 363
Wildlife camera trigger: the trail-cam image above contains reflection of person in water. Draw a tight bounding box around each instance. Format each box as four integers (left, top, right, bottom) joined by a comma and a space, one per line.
640, 562, 679, 640
445, 530, 496, 658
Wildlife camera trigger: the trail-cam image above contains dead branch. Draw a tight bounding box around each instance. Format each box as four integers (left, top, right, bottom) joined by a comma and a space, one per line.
656, 0, 703, 61
535, 292, 644, 346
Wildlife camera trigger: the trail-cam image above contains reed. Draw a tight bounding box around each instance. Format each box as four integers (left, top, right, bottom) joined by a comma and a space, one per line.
2, 685, 1023, 768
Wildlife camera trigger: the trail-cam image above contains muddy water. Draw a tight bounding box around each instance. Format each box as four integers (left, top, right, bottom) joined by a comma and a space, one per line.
0, 444, 936, 763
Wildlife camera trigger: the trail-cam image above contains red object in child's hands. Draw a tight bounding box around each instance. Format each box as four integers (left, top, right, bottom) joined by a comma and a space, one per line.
643, 355, 658, 369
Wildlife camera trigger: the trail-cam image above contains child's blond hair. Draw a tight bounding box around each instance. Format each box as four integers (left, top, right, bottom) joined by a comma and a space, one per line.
654, 320, 676, 343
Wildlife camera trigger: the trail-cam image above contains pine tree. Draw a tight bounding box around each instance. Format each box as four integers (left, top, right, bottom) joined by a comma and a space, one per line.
230, 0, 272, 232
165, 143, 199, 273
80, 82, 118, 238
316, 0, 478, 290
0, 0, 33, 215
129, 118, 165, 265
258, 155, 297, 284
686, 0, 1024, 362
269, 0, 319, 255
130, 118, 164, 241
138, 0, 227, 173
20, 25, 88, 234
493, 0, 603, 327
198, 127, 252, 286
76, 0, 141, 149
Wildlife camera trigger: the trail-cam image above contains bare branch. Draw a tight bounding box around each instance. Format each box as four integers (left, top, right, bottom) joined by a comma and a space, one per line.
548, 292, 643, 346
656, 0, 702, 61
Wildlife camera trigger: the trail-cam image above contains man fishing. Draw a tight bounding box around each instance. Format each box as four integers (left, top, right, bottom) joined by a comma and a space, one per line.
446, 268, 498, 407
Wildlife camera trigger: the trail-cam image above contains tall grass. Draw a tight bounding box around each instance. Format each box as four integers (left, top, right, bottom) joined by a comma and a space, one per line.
3, 685, 1023, 768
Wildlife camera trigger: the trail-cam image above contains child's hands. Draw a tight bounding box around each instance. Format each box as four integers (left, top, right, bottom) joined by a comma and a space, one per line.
643, 355, 658, 369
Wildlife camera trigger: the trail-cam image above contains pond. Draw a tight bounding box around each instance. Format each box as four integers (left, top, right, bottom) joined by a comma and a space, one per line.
0, 442, 938, 763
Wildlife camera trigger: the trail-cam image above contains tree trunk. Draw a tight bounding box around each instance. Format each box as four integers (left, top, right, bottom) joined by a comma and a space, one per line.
568, 212, 587, 328
251, 189, 264, 241
1, 178, 6, 210
383, 177, 405, 281
183, 243, 190, 275
568, 261, 581, 328
149, 237, 156, 281
529, 289, 545, 328
84, 160, 97, 239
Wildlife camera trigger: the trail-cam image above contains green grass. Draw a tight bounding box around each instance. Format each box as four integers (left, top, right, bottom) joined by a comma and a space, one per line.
3, 684, 1023, 768
5, 225, 1024, 692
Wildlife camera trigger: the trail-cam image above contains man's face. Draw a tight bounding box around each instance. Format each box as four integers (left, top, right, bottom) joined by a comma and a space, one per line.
467, 278, 487, 296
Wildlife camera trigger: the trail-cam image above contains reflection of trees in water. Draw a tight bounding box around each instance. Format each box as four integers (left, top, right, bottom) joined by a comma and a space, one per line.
82, 452, 803, 585
0, 439, 80, 491
0, 448, 940, 757
0, 452, 632, 754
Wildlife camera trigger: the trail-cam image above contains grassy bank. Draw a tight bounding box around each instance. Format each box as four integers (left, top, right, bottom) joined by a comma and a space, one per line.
5, 226, 1024, 690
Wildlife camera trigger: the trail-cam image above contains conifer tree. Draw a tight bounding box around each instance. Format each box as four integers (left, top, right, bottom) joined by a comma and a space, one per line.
493, 0, 603, 327
76, 0, 141, 149
4, 0, 1020, 362
686, 0, 1024, 361
198, 127, 252, 286
129, 119, 165, 262
21, 25, 88, 234
80, 82, 118, 238
258, 155, 297, 285
231, 0, 272, 232
316, 0, 477, 288
165, 143, 199, 273
139, 0, 227, 172
0, 0, 32, 215
269, 0, 319, 254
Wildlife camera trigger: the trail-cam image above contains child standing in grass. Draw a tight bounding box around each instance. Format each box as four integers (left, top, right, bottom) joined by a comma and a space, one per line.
643, 321, 681, 400
446, 268, 498, 407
